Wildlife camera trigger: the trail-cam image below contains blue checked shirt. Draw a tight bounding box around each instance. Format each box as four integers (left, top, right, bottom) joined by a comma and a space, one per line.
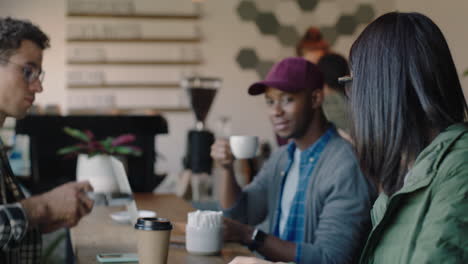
274, 126, 335, 263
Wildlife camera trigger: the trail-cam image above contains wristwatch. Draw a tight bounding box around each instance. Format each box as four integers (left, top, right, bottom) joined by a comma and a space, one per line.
247, 228, 267, 251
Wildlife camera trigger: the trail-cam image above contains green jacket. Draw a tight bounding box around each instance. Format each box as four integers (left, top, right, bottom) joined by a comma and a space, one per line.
360, 123, 468, 264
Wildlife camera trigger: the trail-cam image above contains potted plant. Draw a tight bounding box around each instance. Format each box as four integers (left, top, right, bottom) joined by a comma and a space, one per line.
57, 127, 142, 193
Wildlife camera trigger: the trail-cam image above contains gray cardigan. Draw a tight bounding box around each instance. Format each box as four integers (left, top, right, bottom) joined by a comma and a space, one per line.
224, 133, 376, 264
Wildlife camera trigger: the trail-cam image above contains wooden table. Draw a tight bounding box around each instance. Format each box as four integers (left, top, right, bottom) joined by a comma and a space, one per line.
70, 193, 252, 263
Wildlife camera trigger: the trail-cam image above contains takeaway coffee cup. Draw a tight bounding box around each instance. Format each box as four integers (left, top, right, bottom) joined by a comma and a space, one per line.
229, 135, 259, 159
134, 217, 173, 264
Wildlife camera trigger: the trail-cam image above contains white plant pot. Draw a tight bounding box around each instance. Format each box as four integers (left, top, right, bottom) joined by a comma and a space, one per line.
76, 154, 120, 193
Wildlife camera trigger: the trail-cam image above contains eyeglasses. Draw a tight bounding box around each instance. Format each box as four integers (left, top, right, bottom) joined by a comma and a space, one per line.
338, 75, 353, 85
0, 59, 45, 84
338, 75, 352, 98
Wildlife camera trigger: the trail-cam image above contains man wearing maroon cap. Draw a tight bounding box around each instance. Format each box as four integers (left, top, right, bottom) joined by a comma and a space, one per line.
211, 57, 376, 263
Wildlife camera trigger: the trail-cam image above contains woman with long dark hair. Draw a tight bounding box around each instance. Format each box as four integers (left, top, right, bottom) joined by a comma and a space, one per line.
347, 12, 468, 263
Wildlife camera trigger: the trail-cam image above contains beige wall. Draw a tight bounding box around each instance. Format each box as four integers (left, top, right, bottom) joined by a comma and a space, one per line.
1, 0, 467, 181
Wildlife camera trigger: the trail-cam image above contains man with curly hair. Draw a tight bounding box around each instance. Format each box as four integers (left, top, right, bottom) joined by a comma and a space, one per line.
0, 17, 94, 263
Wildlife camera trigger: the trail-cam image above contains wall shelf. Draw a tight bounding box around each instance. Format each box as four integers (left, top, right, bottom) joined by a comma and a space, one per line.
68, 60, 201, 65
67, 37, 201, 43
66, 6, 202, 113
68, 13, 200, 20
68, 83, 180, 89
68, 107, 190, 115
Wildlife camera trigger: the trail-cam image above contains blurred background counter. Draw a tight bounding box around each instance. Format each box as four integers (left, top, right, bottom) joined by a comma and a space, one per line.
14, 115, 168, 194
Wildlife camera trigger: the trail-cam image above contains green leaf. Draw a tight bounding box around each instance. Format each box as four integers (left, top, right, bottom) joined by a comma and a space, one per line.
113, 146, 142, 156
63, 127, 90, 142
464, 69, 468, 76
57, 145, 84, 155
60, 127, 142, 157
88, 152, 100, 158
41, 232, 67, 264
100, 137, 113, 151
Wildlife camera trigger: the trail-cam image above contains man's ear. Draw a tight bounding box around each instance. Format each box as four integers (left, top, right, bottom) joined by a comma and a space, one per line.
310, 88, 324, 108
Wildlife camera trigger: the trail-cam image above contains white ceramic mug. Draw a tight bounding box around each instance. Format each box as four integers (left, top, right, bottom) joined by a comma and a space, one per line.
186, 225, 223, 255
229, 135, 259, 159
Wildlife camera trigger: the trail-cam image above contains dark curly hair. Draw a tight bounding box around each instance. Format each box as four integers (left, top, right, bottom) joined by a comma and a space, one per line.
0, 17, 50, 60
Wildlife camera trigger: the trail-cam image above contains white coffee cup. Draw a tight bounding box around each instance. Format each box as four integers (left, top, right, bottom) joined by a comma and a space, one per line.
229, 135, 259, 159
186, 225, 223, 255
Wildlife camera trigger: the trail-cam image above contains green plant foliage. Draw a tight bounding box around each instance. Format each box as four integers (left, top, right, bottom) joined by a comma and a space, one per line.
57, 127, 142, 157
41, 232, 67, 264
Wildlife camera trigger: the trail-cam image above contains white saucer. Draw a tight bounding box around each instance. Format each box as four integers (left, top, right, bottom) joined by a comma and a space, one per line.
110, 210, 156, 224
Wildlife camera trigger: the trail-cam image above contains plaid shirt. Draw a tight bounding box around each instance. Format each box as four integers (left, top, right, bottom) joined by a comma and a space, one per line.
0, 139, 41, 264
274, 126, 335, 263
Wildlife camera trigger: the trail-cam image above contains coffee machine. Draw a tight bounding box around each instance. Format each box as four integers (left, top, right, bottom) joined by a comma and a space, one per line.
181, 77, 221, 174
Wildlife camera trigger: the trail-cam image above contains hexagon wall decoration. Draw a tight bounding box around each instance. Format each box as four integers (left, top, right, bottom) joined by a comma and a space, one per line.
275, 1, 302, 25
255, 12, 280, 35
234, 0, 379, 76
256, 60, 275, 79
237, 1, 258, 21
336, 15, 358, 35
277, 25, 300, 47
320, 26, 339, 46
236, 48, 259, 69
297, 0, 319, 11
355, 4, 375, 24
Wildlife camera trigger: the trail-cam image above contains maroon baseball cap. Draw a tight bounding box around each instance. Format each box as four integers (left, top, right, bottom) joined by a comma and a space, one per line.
248, 57, 324, 95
